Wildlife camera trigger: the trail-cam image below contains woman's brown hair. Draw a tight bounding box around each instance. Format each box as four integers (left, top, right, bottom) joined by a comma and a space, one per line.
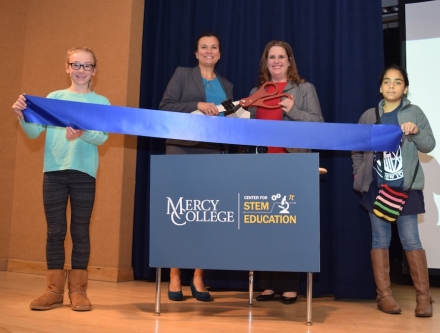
257, 40, 305, 87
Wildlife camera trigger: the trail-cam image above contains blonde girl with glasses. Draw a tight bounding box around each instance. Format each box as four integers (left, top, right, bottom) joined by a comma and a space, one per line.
12, 47, 110, 311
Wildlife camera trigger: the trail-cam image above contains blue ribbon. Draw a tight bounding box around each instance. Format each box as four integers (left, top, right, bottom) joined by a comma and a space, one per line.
23, 95, 401, 151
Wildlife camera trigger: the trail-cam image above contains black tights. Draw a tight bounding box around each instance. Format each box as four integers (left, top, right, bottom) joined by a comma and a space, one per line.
43, 170, 95, 270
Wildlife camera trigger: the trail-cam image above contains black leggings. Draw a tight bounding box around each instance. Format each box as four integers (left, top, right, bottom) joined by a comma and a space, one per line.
43, 170, 95, 270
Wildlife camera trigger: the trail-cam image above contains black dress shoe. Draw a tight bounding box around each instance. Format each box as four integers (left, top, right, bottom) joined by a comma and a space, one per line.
168, 283, 183, 301
256, 293, 275, 301
190, 279, 211, 302
280, 295, 297, 304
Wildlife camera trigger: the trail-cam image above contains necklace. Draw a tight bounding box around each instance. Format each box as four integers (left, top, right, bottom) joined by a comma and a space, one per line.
202, 77, 214, 89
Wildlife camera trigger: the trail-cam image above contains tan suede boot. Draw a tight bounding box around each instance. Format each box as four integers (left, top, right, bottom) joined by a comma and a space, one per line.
406, 249, 434, 317
68, 269, 92, 311
371, 249, 402, 314
29, 269, 66, 310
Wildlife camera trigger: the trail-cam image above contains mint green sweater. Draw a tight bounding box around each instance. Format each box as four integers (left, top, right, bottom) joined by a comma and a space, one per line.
20, 90, 110, 178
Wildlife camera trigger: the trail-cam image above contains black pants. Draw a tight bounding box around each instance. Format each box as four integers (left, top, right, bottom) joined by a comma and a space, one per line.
258, 271, 299, 294
43, 170, 95, 270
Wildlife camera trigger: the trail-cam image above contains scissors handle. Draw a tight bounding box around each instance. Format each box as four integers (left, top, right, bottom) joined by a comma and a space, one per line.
239, 82, 279, 108
249, 93, 293, 109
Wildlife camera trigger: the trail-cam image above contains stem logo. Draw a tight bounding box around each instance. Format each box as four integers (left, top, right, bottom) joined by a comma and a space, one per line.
243, 193, 297, 224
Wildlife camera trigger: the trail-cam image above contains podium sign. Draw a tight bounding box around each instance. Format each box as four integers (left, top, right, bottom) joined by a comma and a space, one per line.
150, 153, 320, 272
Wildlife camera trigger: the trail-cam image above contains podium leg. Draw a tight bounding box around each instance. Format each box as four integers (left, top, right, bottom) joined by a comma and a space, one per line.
306, 272, 313, 325
155, 268, 161, 316
249, 270, 254, 306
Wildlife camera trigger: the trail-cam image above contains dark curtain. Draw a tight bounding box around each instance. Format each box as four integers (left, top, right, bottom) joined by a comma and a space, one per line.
133, 0, 384, 299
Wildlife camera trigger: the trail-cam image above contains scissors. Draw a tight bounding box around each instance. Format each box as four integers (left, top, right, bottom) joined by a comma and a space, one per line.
239, 82, 293, 109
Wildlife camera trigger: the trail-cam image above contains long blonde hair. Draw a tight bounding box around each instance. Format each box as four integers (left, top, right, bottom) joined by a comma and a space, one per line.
66, 47, 97, 90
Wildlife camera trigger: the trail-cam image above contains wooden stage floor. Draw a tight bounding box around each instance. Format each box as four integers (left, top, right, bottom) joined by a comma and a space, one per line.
0, 271, 438, 333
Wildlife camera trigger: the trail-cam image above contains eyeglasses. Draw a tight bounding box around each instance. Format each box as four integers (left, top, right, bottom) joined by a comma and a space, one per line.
68, 63, 95, 71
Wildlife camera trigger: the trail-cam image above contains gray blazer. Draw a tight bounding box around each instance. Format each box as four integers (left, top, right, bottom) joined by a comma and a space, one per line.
248, 81, 323, 122
159, 66, 233, 146
248, 81, 324, 152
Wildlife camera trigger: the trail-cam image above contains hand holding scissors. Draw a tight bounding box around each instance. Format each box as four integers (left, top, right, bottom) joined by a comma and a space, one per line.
278, 96, 295, 112
239, 82, 293, 109
197, 102, 219, 116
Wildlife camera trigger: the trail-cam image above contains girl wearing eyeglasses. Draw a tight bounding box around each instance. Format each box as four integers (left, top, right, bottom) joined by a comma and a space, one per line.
12, 47, 110, 312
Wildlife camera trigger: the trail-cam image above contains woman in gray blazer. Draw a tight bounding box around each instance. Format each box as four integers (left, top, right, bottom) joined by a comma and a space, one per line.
248, 40, 324, 304
159, 32, 233, 302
